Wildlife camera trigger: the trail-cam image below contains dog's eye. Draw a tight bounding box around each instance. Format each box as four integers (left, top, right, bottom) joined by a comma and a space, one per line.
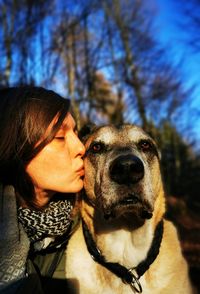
89, 142, 104, 153
139, 140, 152, 152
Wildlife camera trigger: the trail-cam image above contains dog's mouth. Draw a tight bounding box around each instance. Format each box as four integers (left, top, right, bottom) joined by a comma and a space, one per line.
118, 193, 140, 206
103, 193, 153, 221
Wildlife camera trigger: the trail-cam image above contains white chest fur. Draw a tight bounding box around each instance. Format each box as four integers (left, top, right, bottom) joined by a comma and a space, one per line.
65, 221, 154, 294
65, 219, 193, 294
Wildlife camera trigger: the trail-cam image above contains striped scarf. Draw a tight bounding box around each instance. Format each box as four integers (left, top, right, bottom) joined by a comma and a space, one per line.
18, 199, 73, 251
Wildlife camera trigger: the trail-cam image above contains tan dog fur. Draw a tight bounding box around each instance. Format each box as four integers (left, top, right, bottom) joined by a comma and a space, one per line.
66, 125, 193, 293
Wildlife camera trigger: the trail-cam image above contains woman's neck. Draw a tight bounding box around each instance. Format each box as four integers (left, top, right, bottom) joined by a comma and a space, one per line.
34, 188, 55, 207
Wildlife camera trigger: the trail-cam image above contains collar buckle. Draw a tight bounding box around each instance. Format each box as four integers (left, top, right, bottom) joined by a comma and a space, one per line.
128, 268, 142, 293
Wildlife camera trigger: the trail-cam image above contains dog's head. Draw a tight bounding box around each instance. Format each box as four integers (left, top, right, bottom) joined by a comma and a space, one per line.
80, 124, 165, 225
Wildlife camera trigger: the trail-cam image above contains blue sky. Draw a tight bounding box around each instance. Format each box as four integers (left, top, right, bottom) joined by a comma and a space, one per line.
155, 0, 200, 89
155, 0, 200, 146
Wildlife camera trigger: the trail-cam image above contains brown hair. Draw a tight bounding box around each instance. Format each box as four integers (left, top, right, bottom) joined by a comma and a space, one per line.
0, 86, 70, 208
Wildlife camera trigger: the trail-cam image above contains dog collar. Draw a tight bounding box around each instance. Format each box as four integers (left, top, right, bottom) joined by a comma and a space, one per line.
82, 219, 164, 293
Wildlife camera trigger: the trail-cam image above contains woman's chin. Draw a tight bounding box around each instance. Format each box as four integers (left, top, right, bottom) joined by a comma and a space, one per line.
68, 179, 84, 193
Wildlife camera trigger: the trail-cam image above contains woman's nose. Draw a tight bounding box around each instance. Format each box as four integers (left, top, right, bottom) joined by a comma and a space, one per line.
73, 135, 85, 157
77, 140, 85, 157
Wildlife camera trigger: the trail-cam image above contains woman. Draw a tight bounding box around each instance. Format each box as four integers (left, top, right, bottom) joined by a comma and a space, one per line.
0, 86, 85, 293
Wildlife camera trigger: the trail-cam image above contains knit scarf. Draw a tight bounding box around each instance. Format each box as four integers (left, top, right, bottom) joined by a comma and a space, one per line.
18, 199, 73, 251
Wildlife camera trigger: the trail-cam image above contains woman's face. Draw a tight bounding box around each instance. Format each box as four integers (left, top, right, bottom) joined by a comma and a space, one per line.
25, 113, 85, 206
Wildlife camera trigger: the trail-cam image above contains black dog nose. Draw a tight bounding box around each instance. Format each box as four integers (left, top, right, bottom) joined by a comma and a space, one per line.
109, 155, 144, 185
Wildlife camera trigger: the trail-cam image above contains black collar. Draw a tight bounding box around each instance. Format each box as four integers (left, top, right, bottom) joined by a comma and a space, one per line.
82, 219, 164, 293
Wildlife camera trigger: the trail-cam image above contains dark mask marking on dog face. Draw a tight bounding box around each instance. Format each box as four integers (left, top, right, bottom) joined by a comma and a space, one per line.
83, 124, 161, 226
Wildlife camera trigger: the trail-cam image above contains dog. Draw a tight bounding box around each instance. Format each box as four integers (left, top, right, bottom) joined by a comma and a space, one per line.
65, 124, 193, 293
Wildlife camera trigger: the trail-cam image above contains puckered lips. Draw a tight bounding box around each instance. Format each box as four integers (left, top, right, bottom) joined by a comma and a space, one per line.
76, 165, 85, 177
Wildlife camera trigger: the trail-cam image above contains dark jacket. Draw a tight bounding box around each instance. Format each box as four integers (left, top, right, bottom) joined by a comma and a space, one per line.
1, 218, 79, 294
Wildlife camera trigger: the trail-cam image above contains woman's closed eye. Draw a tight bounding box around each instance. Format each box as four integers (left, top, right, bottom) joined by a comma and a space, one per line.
54, 131, 65, 140
55, 136, 65, 140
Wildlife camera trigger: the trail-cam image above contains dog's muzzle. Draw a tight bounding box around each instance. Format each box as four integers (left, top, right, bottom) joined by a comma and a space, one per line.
109, 154, 144, 185
101, 154, 153, 220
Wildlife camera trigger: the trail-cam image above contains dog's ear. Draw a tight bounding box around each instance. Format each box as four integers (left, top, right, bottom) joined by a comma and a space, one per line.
145, 129, 161, 160
79, 123, 97, 143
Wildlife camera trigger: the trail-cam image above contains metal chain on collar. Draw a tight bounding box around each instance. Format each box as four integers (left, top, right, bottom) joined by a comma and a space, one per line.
126, 268, 142, 293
